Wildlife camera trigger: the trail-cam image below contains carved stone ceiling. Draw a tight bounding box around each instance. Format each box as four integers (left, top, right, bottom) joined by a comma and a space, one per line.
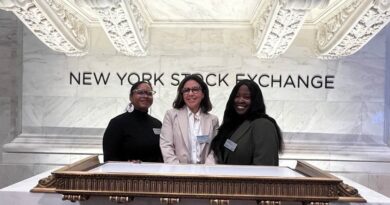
1, 0, 390, 59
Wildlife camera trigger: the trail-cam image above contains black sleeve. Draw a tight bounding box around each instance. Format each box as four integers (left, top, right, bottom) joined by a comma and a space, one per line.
103, 118, 123, 162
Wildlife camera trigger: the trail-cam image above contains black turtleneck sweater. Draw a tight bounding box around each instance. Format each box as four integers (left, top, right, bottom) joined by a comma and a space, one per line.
103, 109, 163, 162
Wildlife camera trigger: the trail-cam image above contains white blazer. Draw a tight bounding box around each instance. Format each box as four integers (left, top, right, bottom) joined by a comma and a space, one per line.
160, 107, 219, 164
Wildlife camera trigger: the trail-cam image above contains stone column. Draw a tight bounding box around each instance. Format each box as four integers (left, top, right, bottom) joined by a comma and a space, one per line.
386, 25, 390, 145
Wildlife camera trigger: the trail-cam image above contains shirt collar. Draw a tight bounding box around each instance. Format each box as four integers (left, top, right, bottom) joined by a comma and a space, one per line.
186, 106, 201, 119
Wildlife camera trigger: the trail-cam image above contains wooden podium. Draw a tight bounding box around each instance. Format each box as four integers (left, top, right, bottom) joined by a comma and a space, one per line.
31, 156, 365, 205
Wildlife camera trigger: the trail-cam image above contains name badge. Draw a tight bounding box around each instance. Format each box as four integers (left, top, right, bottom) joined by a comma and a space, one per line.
224, 139, 237, 152
197, 135, 209, 143
153, 128, 161, 135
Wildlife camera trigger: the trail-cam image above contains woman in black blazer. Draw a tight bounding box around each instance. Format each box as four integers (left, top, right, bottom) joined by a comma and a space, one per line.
210, 80, 283, 166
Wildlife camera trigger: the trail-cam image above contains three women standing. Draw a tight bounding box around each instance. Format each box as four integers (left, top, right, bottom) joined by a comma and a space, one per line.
103, 77, 282, 166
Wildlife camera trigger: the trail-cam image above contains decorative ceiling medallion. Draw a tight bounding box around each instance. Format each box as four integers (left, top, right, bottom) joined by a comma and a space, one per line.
0, 0, 88, 56
80, 0, 150, 56
253, 0, 329, 59
316, 0, 390, 59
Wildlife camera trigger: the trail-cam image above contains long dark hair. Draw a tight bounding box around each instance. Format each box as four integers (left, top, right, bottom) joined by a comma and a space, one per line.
210, 80, 283, 158
172, 74, 212, 113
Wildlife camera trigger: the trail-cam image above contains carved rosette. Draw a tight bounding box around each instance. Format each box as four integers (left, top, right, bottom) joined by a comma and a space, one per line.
316, 0, 390, 59
0, 0, 88, 56
253, 0, 329, 59
82, 0, 149, 56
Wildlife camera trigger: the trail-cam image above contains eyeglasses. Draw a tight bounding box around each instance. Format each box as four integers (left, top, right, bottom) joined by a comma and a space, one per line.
182, 87, 202, 94
132, 89, 156, 96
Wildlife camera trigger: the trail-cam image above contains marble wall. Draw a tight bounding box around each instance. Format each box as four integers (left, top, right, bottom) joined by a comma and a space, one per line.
20, 26, 386, 145
0, 10, 25, 188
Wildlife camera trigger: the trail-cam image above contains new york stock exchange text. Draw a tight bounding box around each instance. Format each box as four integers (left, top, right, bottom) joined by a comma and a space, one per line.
70, 72, 335, 89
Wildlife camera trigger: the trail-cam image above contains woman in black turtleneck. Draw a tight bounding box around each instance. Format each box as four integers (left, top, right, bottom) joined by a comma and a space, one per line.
103, 81, 163, 162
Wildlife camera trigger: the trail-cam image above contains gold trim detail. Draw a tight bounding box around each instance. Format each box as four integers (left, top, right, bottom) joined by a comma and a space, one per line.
257, 200, 281, 205
30, 174, 57, 193
30, 156, 366, 203
109, 196, 134, 203
62, 194, 89, 202
160, 197, 180, 205
210, 199, 229, 205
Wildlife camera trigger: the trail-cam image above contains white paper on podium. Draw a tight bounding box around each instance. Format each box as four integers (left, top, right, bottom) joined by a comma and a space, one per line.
89, 162, 304, 178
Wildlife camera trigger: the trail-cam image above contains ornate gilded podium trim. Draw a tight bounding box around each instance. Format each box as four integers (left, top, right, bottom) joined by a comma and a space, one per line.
31, 156, 366, 204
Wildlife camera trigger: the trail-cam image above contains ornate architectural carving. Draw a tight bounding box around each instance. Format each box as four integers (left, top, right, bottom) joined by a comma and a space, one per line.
110, 196, 134, 203
160, 198, 180, 205
0, 0, 88, 56
30, 174, 57, 193
316, 0, 390, 59
253, 0, 329, 59
210, 199, 229, 205
80, 0, 149, 56
62, 194, 89, 202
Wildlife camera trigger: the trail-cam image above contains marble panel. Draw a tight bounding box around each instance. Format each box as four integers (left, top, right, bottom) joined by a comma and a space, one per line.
200, 28, 225, 56
32, 164, 61, 175
150, 27, 201, 56
327, 59, 385, 103
86, 27, 117, 55
2, 153, 73, 164
0, 97, 11, 134
0, 12, 17, 59
329, 161, 390, 173
40, 96, 127, 128
369, 174, 390, 197
283, 101, 362, 134
22, 96, 45, 127
362, 102, 385, 137
199, 28, 252, 56
142, 0, 259, 21
22, 53, 76, 97
0, 97, 11, 161
18, 126, 104, 139
22, 27, 56, 55
0, 61, 12, 97
0, 164, 34, 189
285, 132, 384, 146
265, 101, 284, 129
161, 55, 242, 73
221, 28, 252, 56
283, 29, 317, 59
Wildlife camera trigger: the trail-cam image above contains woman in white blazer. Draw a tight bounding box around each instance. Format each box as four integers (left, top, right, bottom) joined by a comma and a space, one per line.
160, 74, 219, 164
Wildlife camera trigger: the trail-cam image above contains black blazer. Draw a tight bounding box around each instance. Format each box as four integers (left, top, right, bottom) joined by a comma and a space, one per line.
221, 118, 279, 166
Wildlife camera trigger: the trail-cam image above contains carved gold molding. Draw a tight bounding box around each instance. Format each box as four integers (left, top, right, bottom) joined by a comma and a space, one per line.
110, 196, 134, 203
160, 198, 180, 205
253, 0, 329, 59
316, 0, 390, 59
79, 0, 149, 56
29, 156, 366, 204
0, 0, 88, 56
62, 194, 89, 202
210, 199, 229, 205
